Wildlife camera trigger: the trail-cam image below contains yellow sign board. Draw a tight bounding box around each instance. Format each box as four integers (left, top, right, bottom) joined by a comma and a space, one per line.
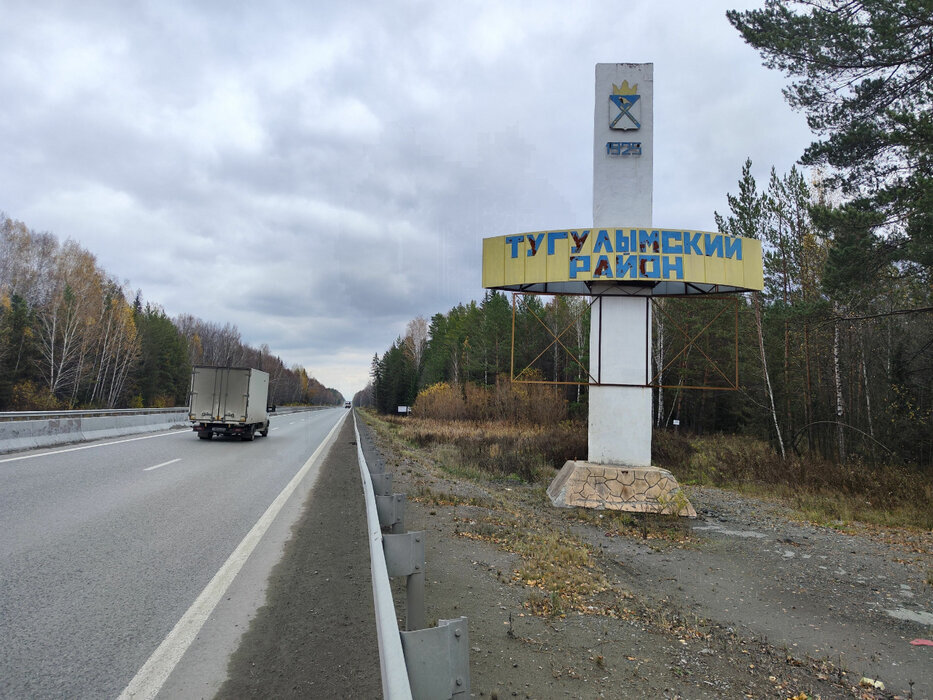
482, 228, 763, 295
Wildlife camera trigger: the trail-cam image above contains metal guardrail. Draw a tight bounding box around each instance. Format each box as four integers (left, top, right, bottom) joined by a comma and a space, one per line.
352, 411, 470, 699
0, 405, 336, 421
0, 408, 185, 421
0, 405, 337, 455
353, 412, 414, 699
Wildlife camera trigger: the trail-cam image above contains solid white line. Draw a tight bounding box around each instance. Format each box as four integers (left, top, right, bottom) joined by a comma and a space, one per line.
117, 411, 348, 700
144, 458, 181, 472
0, 430, 185, 465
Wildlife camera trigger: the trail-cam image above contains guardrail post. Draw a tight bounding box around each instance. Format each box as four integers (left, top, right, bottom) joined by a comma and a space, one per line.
371, 472, 393, 497
376, 493, 406, 533
401, 617, 470, 699
383, 531, 426, 631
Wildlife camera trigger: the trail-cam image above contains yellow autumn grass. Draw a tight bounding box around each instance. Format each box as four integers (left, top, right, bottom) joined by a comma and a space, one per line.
384, 414, 587, 483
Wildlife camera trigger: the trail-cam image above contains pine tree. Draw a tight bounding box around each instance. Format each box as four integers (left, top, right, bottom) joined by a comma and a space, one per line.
728, 0, 933, 273
716, 159, 787, 458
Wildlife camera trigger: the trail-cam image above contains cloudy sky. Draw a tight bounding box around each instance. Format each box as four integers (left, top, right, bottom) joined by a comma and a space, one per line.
0, 0, 813, 400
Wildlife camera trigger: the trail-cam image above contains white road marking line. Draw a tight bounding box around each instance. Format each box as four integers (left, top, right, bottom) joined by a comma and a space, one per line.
118, 411, 348, 700
0, 430, 185, 465
144, 458, 181, 472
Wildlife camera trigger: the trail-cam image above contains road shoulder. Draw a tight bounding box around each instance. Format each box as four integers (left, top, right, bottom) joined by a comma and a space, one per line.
215, 416, 380, 699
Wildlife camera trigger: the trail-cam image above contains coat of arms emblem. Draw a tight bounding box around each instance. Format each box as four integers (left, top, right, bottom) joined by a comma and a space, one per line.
609, 80, 640, 130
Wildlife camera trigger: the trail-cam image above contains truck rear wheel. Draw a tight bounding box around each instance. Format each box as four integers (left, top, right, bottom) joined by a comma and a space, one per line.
242, 427, 255, 441
198, 431, 212, 440
260, 422, 269, 437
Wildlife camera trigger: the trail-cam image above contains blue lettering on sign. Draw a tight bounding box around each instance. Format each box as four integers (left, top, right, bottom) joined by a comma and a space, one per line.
593, 255, 612, 278
684, 232, 702, 255
547, 231, 568, 254
570, 230, 589, 254
641, 255, 661, 278
606, 142, 642, 156
663, 256, 684, 279
616, 254, 637, 279
569, 256, 590, 278
704, 233, 724, 258
725, 236, 742, 260
661, 230, 683, 254
505, 229, 742, 279
638, 229, 659, 253
526, 232, 545, 256
593, 229, 612, 254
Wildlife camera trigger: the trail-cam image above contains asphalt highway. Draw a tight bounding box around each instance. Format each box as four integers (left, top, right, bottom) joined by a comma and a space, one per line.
0, 408, 347, 699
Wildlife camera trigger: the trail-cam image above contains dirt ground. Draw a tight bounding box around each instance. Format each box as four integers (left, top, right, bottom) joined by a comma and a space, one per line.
355, 415, 932, 700
214, 414, 931, 699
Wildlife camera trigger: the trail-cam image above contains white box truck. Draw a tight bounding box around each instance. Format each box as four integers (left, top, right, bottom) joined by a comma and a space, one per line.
188, 366, 272, 441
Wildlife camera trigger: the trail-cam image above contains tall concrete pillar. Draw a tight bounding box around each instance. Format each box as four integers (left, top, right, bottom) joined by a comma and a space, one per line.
589, 63, 653, 467
547, 63, 695, 516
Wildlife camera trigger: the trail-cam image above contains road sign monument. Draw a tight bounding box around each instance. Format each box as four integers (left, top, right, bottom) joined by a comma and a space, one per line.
482, 64, 763, 515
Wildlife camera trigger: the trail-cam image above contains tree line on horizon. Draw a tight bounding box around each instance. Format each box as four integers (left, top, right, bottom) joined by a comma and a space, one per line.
0, 214, 343, 411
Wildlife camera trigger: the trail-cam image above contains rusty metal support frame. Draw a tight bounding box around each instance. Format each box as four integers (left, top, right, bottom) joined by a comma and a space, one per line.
509, 292, 740, 391
510, 291, 598, 386
650, 295, 739, 391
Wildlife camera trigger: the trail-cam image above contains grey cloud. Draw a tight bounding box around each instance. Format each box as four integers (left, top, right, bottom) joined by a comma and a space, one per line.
0, 0, 815, 399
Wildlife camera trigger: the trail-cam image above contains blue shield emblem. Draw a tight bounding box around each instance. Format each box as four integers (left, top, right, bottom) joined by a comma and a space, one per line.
609, 93, 640, 130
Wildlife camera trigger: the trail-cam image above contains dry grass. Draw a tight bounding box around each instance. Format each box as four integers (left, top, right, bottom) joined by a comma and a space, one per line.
383, 414, 586, 483
653, 429, 933, 531
359, 409, 692, 621
373, 407, 933, 530
364, 404, 931, 552
568, 506, 696, 543
412, 378, 569, 425
410, 484, 496, 509
454, 511, 617, 618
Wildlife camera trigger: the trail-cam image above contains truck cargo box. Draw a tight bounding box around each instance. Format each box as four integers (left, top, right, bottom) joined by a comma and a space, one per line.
188, 366, 270, 440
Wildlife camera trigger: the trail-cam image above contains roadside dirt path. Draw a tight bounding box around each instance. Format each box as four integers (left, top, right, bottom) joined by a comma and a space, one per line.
357, 417, 932, 699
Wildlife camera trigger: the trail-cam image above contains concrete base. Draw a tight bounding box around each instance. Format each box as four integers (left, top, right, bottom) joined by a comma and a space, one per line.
547, 461, 696, 517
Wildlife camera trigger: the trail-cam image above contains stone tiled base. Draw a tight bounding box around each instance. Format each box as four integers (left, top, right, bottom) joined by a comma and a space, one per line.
547, 461, 697, 517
